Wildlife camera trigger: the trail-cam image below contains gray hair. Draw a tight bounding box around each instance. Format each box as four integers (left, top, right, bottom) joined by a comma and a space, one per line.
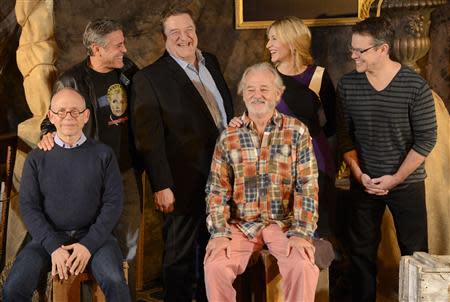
83, 19, 122, 56
237, 62, 285, 95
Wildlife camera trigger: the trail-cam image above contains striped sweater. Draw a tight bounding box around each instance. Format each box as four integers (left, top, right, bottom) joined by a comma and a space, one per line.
336, 66, 437, 185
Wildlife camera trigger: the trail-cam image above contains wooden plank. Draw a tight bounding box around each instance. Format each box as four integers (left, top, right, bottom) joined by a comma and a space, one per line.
419, 272, 450, 301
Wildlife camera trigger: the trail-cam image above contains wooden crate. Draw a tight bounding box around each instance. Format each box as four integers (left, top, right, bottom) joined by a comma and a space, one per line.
399, 252, 450, 302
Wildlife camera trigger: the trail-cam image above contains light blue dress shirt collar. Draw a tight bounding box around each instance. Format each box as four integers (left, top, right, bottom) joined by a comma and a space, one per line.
54, 133, 87, 149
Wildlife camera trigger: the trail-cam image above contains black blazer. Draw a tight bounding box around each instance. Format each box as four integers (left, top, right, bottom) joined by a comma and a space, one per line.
131, 51, 233, 214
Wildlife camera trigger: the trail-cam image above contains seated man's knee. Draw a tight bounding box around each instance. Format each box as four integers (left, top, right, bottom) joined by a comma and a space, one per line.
3, 274, 30, 301
204, 258, 219, 277
285, 253, 318, 277
204, 256, 236, 283
96, 272, 130, 302
3, 248, 47, 301
204, 253, 228, 272
3, 278, 16, 299
101, 270, 127, 286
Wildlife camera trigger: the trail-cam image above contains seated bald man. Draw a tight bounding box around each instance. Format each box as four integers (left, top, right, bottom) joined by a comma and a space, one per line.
3, 88, 130, 302
204, 62, 320, 302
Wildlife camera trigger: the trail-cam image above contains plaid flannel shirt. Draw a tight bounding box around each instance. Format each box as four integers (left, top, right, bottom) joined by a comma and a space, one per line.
206, 110, 319, 240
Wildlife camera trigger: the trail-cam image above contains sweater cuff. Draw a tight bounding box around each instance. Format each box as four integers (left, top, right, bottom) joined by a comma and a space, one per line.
79, 236, 101, 255
43, 234, 69, 255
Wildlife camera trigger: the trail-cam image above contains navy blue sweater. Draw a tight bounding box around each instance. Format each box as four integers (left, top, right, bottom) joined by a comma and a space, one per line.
19, 139, 123, 255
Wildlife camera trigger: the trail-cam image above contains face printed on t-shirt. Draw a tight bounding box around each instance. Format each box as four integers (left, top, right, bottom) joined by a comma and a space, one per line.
107, 84, 127, 117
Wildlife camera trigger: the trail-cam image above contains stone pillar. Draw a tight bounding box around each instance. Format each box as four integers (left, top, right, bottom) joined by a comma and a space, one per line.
7, 0, 57, 263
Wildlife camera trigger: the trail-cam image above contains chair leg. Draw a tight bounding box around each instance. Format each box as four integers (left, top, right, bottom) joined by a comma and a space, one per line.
0, 139, 17, 270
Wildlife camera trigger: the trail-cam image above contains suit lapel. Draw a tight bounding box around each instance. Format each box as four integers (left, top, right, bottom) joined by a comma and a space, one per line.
163, 53, 218, 131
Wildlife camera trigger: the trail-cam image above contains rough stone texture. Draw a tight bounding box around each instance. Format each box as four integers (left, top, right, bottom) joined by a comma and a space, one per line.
0, 0, 30, 134
0, 2, 30, 266
426, 2, 449, 110
52, 1, 449, 113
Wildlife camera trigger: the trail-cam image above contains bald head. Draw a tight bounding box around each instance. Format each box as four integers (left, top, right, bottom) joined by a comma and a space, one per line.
51, 88, 86, 110
48, 88, 90, 142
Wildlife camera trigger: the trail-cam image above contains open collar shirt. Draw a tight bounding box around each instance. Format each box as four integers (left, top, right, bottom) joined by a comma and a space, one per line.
169, 49, 228, 130
206, 110, 319, 240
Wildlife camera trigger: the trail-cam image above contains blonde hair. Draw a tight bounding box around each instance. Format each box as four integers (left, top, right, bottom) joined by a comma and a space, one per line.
107, 84, 126, 98
267, 16, 313, 70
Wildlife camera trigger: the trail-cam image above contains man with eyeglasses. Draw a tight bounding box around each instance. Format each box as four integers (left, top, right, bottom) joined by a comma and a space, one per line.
131, 5, 233, 302
336, 16, 436, 302
3, 88, 130, 302
37, 18, 140, 299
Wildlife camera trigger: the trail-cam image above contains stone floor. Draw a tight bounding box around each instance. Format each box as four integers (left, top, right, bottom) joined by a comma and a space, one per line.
137, 285, 164, 302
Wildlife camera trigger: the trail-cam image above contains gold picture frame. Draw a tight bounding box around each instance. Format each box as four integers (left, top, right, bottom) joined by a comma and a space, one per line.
235, 0, 374, 29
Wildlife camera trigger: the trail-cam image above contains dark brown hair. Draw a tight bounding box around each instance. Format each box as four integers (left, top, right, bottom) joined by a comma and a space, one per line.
352, 16, 395, 54
159, 6, 195, 36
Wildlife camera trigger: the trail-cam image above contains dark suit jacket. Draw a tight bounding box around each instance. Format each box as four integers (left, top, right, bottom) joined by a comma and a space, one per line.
131, 51, 233, 214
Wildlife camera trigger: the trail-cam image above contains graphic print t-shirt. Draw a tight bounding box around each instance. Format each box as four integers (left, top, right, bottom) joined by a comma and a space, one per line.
89, 68, 132, 171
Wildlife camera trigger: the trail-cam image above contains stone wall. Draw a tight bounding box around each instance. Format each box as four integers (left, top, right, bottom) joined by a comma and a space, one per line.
0, 0, 448, 138
53, 0, 450, 115
426, 3, 450, 106
0, 0, 29, 134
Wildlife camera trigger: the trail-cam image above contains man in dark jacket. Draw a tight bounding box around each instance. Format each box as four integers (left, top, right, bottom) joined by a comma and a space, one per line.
131, 6, 233, 302
38, 18, 140, 300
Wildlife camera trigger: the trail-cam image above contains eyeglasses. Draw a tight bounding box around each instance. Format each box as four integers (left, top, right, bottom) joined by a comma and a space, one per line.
49, 108, 87, 119
348, 45, 379, 55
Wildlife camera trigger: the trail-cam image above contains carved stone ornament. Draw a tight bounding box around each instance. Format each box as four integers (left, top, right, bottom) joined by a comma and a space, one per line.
380, 0, 448, 73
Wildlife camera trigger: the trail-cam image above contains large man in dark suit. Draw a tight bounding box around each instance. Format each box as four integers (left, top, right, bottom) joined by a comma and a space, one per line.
131, 6, 233, 302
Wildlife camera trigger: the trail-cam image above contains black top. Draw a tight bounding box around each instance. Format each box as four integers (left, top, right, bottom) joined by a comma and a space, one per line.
41, 57, 139, 172
279, 73, 322, 137
88, 68, 132, 171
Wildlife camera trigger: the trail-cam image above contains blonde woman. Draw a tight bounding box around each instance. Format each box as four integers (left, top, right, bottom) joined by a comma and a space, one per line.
266, 16, 336, 140
268, 17, 336, 237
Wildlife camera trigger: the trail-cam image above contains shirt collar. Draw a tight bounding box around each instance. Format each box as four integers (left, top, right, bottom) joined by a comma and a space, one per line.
54, 133, 87, 149
169, 49, 205, 71
241, 110, 283, 131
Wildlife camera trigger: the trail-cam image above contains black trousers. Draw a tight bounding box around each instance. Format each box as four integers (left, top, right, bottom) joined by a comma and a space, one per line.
317, 171, 336, 237
348, 181, 428, 302
162, 212, 209, 302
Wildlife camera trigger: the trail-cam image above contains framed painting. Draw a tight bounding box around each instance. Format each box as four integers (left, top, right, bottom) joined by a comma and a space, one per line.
235, 0, 374, 29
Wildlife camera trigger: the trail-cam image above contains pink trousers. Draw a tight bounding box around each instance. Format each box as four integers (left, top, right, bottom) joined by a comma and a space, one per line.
204, 224, 319, 302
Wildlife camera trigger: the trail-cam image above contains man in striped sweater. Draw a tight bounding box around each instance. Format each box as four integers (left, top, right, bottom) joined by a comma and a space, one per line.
336, 16, 437, 302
